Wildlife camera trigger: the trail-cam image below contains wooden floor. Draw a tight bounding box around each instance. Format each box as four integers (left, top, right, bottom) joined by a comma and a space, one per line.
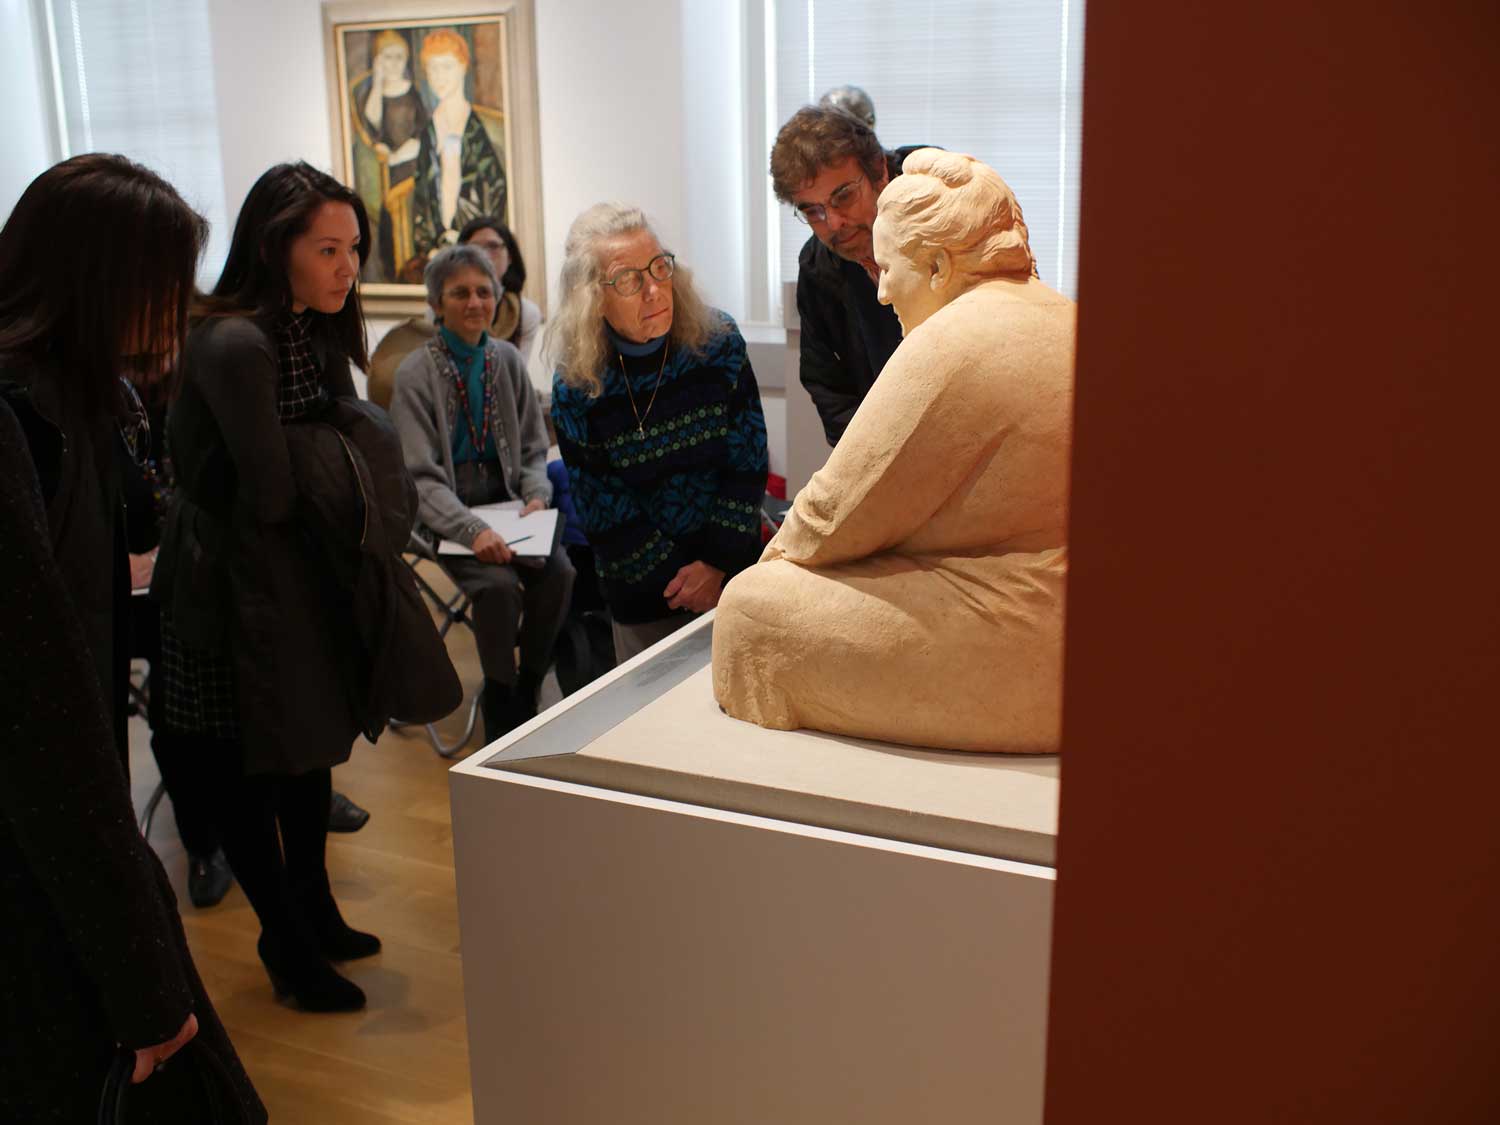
128, 564, 487, 1124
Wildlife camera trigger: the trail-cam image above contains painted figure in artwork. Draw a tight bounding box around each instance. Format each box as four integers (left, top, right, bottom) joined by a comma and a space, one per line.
410, 29, 507, 265
712, 149, 1074, 754
352, 29, 427, 279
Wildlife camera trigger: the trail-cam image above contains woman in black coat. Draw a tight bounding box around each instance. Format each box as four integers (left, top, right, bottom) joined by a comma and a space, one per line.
153, 163, 381, 1013
0, 155, 264, 1122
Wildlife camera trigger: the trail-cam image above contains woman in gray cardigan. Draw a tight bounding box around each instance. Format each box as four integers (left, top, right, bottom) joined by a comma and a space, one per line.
389, 245, 574, 738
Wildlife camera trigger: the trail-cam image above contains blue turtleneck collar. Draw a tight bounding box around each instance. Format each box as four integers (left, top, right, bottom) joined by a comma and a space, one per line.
439, 324, 487, 359
606, 322, 667, 358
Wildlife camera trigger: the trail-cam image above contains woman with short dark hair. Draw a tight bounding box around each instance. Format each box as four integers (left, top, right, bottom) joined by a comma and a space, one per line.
0, 153, 265, 1122
154, 161, 380, 1013
390, 244, 573, 738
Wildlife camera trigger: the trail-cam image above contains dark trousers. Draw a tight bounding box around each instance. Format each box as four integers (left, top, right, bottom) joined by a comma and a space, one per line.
442, 542, 575, 685
443, 461, 575, 685
129, 596, 222, 857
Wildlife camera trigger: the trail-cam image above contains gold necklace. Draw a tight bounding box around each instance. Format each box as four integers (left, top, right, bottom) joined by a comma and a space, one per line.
618, 339, 669, 439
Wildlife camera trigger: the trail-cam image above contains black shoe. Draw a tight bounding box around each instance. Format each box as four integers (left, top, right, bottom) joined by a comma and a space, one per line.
292, 874, 383, 962
186, 848, 233, 909
328, 790, 370, 833
257, 933, 366, 1013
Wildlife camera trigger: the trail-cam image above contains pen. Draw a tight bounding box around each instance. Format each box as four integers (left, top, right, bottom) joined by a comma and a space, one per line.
505, 535, 533, 547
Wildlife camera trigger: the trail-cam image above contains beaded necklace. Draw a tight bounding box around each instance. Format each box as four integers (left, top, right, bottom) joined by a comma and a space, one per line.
435, 333, 498, 457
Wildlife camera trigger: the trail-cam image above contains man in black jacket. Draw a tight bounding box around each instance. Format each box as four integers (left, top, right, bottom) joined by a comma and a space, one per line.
771, 104, 925, 446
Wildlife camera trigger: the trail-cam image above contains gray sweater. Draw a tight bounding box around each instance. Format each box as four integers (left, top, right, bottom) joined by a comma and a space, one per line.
389, 334, 552, 547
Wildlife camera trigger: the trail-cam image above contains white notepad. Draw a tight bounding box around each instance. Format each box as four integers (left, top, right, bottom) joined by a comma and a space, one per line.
437, 501, 559, 558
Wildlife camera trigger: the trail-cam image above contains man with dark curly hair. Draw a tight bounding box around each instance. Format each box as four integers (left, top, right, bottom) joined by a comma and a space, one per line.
770, 104, 925, 446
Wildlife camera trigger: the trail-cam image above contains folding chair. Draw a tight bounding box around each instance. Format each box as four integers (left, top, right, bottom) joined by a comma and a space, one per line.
126, 661, 170, 837
391, 538, 484, 759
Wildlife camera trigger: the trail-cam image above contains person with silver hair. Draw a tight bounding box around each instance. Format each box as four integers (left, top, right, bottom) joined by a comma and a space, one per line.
389, 243, 573, 739
548, 203, 768, 662
819, 83, 876, 128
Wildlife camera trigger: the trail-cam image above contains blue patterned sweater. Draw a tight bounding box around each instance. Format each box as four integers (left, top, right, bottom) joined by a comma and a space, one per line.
551, 313, 769, 624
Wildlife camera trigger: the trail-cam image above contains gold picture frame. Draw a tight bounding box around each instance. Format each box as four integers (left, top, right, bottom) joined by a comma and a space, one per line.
323, 0, 543, 317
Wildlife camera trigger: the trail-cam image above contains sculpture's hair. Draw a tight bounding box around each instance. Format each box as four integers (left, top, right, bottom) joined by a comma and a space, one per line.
373, 29, 409, 59
419, 27, 470, 70
545, 202, 722, 398
877, 149, 1038, 280
770, 105, 887, 204
423, 244, 499, 312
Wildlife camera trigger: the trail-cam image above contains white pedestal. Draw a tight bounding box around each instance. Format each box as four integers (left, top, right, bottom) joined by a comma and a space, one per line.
450, 615, 1057, 1124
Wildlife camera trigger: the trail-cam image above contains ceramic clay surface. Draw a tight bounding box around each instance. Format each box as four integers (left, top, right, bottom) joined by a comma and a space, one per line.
713, 151, 1075, 752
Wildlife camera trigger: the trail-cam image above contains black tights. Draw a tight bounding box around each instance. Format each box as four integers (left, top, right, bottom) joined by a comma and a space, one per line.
213, 746, 334, 949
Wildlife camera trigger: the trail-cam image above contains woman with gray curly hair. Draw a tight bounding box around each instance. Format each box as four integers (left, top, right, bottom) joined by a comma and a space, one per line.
548, 203, 768, 662
389, 243, 574, 739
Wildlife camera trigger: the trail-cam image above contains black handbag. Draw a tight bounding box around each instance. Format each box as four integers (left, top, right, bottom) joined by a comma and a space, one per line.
97, 1039, 252, 1125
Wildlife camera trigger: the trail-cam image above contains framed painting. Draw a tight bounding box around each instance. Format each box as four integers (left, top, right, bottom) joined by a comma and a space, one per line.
323, 0, 543, 316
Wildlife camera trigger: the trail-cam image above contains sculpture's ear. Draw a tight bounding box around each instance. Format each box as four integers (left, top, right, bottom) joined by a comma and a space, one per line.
929, 247, 954, 292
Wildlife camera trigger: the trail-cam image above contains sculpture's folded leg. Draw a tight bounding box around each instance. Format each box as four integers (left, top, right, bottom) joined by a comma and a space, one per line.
712, 548, 1066, 753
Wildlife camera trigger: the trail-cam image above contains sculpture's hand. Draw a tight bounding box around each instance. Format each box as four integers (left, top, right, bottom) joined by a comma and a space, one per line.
664, 561, 724, 613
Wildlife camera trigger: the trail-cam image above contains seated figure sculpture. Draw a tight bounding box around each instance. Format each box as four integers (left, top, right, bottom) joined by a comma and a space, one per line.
712, 149, 1073, 753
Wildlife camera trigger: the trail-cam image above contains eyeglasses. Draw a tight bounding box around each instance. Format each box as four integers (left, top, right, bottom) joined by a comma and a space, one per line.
443, 285, 495, 302
792, 175, 866, 225
602, 253, 675, 297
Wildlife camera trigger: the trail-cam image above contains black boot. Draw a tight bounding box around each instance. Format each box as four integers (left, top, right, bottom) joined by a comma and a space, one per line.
481, 677, 526, 743
293, 874, 381, 962
516, 667, 543, 725
257, 931, 366, 1012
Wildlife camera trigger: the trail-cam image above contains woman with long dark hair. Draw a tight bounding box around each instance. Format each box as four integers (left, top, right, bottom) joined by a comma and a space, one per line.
153, 161, 380, 1013
457, 215, 541, 362
0, 154, 264, 1121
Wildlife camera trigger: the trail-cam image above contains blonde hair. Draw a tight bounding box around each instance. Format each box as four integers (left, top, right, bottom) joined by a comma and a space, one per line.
419, 27, 470, 70
373, 29, 409, 59
545, 202, 723, 398
877, 149, 1037, 280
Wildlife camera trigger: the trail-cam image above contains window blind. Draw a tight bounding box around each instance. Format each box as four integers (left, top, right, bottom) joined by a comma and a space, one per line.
47, 0, 231, 285
774, 0, 1086, 301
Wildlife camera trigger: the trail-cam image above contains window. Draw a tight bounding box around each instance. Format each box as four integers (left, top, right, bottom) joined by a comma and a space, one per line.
773, 0, 1086, 304
43, 0, 231, 285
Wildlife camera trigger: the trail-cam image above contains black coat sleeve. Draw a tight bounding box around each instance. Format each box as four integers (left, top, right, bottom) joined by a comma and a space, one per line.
191, 318, 297, 524
0, 400, 194, 1051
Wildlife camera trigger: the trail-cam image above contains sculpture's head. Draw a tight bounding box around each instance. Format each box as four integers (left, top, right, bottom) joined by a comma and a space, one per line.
873, 149, 1037, 334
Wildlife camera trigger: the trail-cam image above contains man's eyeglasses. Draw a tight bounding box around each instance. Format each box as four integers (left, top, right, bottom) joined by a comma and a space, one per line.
603, 253, 675, 297
792, 175, 866, 225
443, 285, 495, 302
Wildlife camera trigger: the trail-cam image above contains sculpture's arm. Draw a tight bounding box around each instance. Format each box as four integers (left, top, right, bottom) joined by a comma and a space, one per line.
769, 341, 994, 568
